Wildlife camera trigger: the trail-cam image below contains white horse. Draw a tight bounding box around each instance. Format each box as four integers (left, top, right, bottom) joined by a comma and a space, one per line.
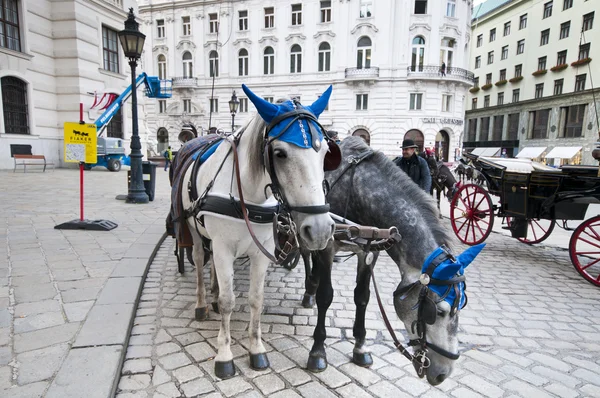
180, 85, 337, 379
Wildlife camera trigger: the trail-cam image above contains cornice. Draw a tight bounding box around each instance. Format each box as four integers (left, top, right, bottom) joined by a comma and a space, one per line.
152, 45, 169, 53
233, 38, 252, 46
285, 33, 307, 42
176, 40, 197, 50
350, 23, 379, 35
313, 30, 336, 40
409, 23, 432, 32
258, 36, 279, 44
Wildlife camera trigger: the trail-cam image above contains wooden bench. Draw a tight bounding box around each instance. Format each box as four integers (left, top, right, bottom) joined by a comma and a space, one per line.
13, 154, 55, 173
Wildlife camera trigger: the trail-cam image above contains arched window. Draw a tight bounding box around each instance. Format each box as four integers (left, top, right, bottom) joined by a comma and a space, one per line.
238, 48, 249, 76
157, 128, 169, 153
1, 77, 29, 135
209, 50, 219, 77
318, 42, 331, 72
157, 54, 167, 80
352, 129, 370, 146
405, 129, 425, 153
356, 36, 371, 69
440, 38, 455, 68
411, 36, 426, 71
182, 51, 193, 78
290, 44, 302, 74
264, 46, 275, 75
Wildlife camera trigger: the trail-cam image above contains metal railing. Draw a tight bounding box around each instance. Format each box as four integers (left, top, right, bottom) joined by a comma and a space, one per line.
407, 65, 475, 83
345, 67, 380, 79
171, 77, 199, 88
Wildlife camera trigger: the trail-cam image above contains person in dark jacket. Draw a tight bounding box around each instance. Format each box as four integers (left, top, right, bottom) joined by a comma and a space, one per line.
394, 139, 432, 192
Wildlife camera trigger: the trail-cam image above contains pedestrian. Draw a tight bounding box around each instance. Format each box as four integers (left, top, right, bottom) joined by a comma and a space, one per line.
441, 62, 446, 77
164, 146, 173, 171
393, 139, 432, 192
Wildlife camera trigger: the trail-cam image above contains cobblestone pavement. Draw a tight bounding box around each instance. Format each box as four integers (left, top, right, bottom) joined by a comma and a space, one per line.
117, 229, 600, 398
0, 168, 172, 398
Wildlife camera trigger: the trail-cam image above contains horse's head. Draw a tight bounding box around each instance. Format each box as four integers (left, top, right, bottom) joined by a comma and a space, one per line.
393, 244, 484, 385
243, 84, 339, 250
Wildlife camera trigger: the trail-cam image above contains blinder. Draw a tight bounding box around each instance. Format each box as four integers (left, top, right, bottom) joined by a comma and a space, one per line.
324, 140, 342, 171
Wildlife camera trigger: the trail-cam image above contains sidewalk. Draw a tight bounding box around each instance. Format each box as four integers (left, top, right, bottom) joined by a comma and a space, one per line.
0, 167, 172, 398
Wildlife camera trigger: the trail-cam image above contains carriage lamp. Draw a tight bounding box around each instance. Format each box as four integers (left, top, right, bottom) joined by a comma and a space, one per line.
119, 8, 148, 204
229, 90, 240, 134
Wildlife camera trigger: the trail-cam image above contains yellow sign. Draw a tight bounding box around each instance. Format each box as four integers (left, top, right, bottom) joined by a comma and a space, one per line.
64, 123, 97, 164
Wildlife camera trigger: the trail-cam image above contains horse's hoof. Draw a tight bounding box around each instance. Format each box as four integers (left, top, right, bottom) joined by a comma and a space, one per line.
215, 360, 236, 379
301, 294, 315, 308
353, 352, 373, 368
211, 302, 220, 314
306, 354, 327, 373
195, 307, 209, 321
249, 353, 270, 370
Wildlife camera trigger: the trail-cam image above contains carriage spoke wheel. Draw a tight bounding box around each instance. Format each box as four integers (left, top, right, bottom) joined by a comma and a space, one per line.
506, 217, 556, 245
450, 183, 494, 245
569, 215, 600, 287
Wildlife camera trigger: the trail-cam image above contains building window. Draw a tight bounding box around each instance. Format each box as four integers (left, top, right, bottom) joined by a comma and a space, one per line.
560, 21, 570, 39
442, 94, 452, 112
477, 34, 483, 47
291, 4, 302, 25
475, 56, 481, 69
321, 1, 332, 23
290, 44, 302, 73
156, 19, 165, 38
501, 45, 508, 60
497, 92, 504, 105
474, 77, 479, 87
499, 69, 506, 80
239, 10, 248, 31
239, 98, 248, 113
0, 0, 21, 51
517, 39, 525, 54
515, 64, 522, 77
409, 93, 422, 110
357, 36, 372, 69
263, 96, 274, 103
106, 106, 122, 138
182, 51, 193, 78
538, 56, 547, 70
318, 42, 331, 72
564, 105, 585, 137
540, 29, 550, 46
182, 16, 191, 36
504, 22, 511, 36
508, 113, 519, 140
360, 0, 372, 18
563, 0, 573, 10
264, 46, 275, 74
512, 89, 520, 103
414, 0, 427, 14
1, 77, 28, 134
557, 50, 567, 65
543, 1, 553, 19
575, 74, 586, 91
238, 49, 249, 76
519, 14, 527, 29
264, 7, 274, 28
484, 95, 490, 108
209, 98, 218, 113
579, 43, 590, 60
102, 26, 119, 73
209, 51, 219, 77
486, 73, 492, 85
493, 116, 504, 140
446, 0, 456, 17
467, 119, 477, 141
158, 100, 166, 114
209, 13, 219, 33
583, 12, 594, 31
533, 109, 550, 139
480, 117, 490, 141
487, 51, 494, 65
356, 94, 368, 110
489, 28, 496, 42
535, 83, 544, 99
554, 79, 564, 95
157, 54, 167, 80
183, 99, 192, 113
472, 98, 478, 110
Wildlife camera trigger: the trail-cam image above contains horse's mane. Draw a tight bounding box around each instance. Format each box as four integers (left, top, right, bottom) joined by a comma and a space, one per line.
240, 114, 268, 184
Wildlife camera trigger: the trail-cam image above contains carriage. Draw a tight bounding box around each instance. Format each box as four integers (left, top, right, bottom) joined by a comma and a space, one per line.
450, 152, 600, 287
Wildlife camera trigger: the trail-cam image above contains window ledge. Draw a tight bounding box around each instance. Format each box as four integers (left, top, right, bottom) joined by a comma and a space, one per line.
98, 68, 127, 79
318, 21, 332, 25
0, 47, 34, 60
262, 27, 276, 31
0, 133, 38, 139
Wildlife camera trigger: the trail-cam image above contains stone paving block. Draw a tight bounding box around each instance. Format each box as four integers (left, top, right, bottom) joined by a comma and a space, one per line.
46, 345, 122, 398
16, 343, 69, 385
0, 381, 48, 398
61, 287, 102, 303
14, 299, 61, 317
14, 283, 57, 303
267, 350, 296, 373
97, 277, 142, 304
531, 366, 579, 388
298, 381, 340, 398
112, 258, 149, 277
270, 390, 302, 398
368, 380, 413, 398
122, 359, 153, 375
0, 309, 9, 328
173, 331, 203, 346
126, 346, 153, 359
173, 364, 203, 384
13, 311, 65, 333
337, 383, 373, 398
499, 365, 548, 386
158, 352, 192, 371
156, 342, 181, 357
544, 383, 578, 398
74, 303, 134, 347
281, 368, 312, 386
181, 377, 215, 396
572, 368, 600, 386
155, 382, 180, 397
185, 342, 216, 362
14, 321, 79, 353
215, 376, 253, 397
339, 363, 380, 387
63, 300, 94, 322
254, 373, 285, 395
502, 379, 552, 398
450, 388, 485, 398
119, 374, 152, 391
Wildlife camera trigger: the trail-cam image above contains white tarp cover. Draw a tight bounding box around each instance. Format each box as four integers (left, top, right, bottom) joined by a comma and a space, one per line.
516, 147, 547, 159
545, 146, 582, 159
480, 147, 501, 157
471, 148, 486, 155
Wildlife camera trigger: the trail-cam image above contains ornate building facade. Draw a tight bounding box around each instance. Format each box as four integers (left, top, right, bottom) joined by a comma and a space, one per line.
139, 0, 475, 160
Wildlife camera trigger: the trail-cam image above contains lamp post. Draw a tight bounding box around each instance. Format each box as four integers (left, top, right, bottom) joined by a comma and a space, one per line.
229, 90, 239, 134
119, 8, 148, 204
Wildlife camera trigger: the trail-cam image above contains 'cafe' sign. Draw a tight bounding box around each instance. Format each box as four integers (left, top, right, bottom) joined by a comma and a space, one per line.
421, 117, 464, 125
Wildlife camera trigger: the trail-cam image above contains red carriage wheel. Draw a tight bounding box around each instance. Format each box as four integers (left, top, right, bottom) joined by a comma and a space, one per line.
569, 215, 600, 287
506, 217, 556, 245
450, 183, 494, 245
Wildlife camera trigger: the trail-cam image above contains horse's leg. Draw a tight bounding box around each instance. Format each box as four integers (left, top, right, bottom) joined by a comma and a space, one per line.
301, 249, 319, 308
211, 243, 237, 379
190, 234, 208, 321
307, 241, 335, 372
246, 253, 271, 370
210, 259, 220, 314
352, 251, 378, 367
436, 188, 443, 218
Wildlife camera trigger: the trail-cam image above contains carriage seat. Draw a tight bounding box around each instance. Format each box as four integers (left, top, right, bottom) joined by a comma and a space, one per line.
479, 157, 557, 174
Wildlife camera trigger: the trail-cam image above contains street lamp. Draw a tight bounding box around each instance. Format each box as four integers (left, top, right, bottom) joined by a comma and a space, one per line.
119, 8, 148, 204
229, 90, 239, 134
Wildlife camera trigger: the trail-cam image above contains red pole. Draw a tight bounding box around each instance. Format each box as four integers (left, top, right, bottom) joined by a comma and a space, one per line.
79, 102, 84, 221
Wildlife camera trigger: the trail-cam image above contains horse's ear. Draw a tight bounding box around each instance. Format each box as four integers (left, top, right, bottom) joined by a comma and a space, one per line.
306, 85, 332, 118
242, 84, 279, 123
455, 243, 485, 269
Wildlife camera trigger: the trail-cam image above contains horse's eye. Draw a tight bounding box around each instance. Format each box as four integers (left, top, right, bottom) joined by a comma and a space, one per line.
273, 149, 287, 159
